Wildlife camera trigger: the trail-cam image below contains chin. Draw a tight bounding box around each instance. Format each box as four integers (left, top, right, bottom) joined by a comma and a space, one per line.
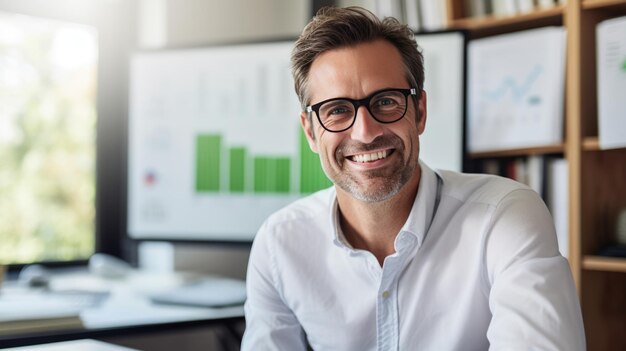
340, 179, 404, 203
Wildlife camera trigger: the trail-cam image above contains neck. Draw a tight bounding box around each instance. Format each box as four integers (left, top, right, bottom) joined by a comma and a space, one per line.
337, 166, 421, 266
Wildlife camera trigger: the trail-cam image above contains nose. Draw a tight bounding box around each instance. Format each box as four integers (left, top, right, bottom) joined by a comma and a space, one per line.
350, 106, 384, 143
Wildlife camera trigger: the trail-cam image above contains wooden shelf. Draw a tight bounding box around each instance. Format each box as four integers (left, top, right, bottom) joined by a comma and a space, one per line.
583, 137, 600, 150
582, 137, 626, 151
468, 144, 565, 159
449, 6, 564, 32
583, 256, 626, 272
583, 0, 626, 10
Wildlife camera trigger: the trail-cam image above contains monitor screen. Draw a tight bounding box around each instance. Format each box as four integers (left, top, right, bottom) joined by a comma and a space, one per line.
127, 33, 465, 242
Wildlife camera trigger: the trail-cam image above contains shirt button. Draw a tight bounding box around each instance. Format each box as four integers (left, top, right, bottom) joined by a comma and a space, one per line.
382, 290, 390, 299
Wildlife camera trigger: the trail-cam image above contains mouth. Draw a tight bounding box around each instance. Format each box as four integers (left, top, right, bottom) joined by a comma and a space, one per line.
347, 149, 395, 164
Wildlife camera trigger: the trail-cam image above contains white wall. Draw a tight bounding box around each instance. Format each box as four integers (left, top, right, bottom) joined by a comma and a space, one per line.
139, 0, 310, 48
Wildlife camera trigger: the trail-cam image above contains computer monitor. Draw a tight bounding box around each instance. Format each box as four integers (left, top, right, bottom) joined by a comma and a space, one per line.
127, 32, 465, 242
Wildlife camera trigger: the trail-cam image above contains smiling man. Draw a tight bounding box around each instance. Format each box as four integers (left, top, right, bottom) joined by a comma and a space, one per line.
242, 7, 585, 351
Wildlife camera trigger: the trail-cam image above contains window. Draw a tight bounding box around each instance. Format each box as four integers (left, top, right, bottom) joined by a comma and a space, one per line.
0, 12, 98, 265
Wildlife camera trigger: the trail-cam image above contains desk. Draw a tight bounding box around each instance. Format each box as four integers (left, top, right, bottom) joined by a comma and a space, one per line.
0, 270, 245, 349
3, 339, 139, 351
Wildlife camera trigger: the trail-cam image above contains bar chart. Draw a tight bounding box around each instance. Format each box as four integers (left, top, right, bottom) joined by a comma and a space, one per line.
128, 41, 333, 241
194, 130, 330, 194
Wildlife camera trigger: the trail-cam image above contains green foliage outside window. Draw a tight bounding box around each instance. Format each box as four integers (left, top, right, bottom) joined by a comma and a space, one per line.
0, 13, 97, 264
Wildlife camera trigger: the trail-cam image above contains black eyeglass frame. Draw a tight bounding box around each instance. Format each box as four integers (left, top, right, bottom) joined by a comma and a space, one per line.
305, 87, 418, 133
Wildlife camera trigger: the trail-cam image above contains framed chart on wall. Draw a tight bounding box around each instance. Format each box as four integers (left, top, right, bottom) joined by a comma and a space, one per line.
467, 27, 566, 153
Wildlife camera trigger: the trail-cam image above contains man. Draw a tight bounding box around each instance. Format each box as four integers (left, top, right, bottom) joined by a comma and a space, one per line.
242, 6, 585, 350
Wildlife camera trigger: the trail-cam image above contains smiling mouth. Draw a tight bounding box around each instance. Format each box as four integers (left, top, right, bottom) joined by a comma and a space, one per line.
348, 149, 394, 163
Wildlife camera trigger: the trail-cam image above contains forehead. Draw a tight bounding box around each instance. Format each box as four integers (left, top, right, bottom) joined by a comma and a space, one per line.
308, 39, 407, 102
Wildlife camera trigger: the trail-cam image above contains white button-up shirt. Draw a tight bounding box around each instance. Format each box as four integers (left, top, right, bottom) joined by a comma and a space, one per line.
242, 162, 585, 350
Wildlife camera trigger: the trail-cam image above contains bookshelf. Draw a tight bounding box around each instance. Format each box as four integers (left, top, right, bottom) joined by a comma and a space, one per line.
468, 144, 565, 158
447, 1, 626, 349
583, 256, 626, 272
448, 5, 564, 38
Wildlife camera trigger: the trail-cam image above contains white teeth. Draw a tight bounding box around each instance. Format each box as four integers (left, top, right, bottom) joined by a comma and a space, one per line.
352, 150, 388, 163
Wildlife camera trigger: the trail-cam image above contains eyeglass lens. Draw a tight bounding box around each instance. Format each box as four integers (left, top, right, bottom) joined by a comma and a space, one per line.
317, 90, 408, 132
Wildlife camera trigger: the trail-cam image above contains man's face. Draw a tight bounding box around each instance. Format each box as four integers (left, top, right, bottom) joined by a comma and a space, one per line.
301, 39, 427, 203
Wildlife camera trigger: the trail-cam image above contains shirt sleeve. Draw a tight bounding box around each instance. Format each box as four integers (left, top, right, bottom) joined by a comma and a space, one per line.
241, 220, 307, 351
483, 189, 586, 350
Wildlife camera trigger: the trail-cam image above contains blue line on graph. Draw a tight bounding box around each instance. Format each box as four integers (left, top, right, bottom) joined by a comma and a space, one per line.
485, 65, 543, 102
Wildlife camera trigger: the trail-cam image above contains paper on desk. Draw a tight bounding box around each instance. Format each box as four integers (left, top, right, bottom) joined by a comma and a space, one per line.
0, 288, 87, 335
80, 295, 244, 329
49, 270, 190, 296
0, 290, 85, 322
2, 339, 139, 351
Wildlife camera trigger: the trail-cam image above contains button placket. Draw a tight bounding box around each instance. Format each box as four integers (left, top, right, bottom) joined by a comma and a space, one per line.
376, 254, 401, 351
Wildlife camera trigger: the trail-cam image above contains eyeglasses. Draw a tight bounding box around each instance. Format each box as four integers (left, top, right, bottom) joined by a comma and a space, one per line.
306, 88, 417, 133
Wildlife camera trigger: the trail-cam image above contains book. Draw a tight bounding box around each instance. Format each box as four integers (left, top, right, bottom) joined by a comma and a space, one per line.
0, 314, 83, 336
492, 0, 518, 16
482, 159, 501, 176
404, 0, 421, 31
515, 158, 528, 185
375, 0, 403, 19
0, 290, 85, 336
546, 158, 569, 258
526, 155, 545, 196
596, 16, 626, 150
466, 0, 488, 18
337, 0, 378, 12
420, 0, 448, 31
516, 0, 535, 13
538, 0, 556, 9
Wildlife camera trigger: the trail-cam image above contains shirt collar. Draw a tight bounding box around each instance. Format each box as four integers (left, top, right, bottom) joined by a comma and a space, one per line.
398, 160, 440, 250
328, 160, 441, 253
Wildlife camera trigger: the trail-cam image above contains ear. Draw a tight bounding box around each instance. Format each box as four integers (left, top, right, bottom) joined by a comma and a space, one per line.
417, 90, 427, 135
300, 112, 319, 153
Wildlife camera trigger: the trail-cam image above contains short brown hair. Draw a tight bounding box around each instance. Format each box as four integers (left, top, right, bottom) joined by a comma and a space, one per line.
291, 6, 424, 112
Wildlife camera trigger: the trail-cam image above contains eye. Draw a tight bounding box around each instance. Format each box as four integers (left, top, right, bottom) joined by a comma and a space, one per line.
377, 98, 396, 106
373, 96, 400, 110
320, 101, 353, 119
329, 106, 350, 115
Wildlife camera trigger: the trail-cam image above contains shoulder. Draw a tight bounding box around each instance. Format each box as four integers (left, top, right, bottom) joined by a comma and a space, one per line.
249, 187, 335, 289
436, 170, 536, 208
262, 187, 333, 228
254, 186, 334, 247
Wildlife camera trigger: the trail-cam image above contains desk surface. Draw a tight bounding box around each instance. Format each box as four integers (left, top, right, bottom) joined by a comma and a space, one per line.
0, 270, 245, 348
3, 339, 139, 351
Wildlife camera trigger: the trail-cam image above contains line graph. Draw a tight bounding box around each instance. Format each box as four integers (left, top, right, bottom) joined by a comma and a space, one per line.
467, 27, 565, 152
485, 65, 543, 103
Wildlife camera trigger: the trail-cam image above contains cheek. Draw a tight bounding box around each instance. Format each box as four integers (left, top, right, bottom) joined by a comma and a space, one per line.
317, 133, 341, 165
395, 123, 420, 158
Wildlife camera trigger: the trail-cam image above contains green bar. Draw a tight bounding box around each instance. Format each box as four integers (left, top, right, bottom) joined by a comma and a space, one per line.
196, 134, 221, 192
299, 129, 310, 193
254, 157, 268, 193
266, 158, 276, 192
299, 128, 331, 193
229, 147, 246, 192
276, 158, 291, 193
